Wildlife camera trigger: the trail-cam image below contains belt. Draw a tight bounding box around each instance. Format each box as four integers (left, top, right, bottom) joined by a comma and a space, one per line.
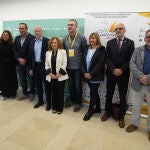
35, 62, 41, 64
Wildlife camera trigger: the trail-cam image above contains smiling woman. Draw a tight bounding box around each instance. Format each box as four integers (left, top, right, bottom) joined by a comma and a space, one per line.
45, 37, 69, 114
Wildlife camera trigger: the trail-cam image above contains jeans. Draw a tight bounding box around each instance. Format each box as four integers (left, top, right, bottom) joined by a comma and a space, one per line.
130, 86, 150, 131
17, 64, 35, 95
67, 69, 82, 105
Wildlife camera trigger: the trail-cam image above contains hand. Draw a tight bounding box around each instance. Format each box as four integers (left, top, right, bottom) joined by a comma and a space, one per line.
84, 73, 92, 79
18, 58, 26, 65
113, 69, 122, 76
55, 74, 60, 79
50, 73, 57, 79
140, 75, 149, 85
29, 70, 33, 76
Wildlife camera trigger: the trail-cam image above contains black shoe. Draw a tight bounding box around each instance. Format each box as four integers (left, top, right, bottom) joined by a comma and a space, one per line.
73, 104, 82, 112
46, 105, 51, 111
57, 111, 62, 114
64, 101, 74, 108
83, 112, 92, 121
52, 110, 57, 114
93, 108, 101, 114
34, 102, 44, 108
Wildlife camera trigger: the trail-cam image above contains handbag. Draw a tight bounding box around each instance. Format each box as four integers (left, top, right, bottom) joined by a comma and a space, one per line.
111, 103, 120, 120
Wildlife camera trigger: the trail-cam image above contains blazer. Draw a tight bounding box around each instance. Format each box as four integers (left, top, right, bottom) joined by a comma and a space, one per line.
13, 33, 35, 63
106, 37, 134, 76
45, 49, 69, 82
130, 45, 150, 92
29, 37, 49, 72
81, 46, 105, 82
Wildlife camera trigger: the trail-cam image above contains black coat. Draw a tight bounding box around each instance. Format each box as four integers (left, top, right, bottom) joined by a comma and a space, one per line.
0, 42, 18, 94
13, 33, 35, 64
81, 46, 105, 82
105, 37, 134, 77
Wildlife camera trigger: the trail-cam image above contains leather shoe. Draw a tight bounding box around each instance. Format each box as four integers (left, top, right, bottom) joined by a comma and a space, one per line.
101, 113, 110, 121
148, 131, 150, 141
34, 102, 44, 108
45, 105, 51, 111
83, 112, 92, 121
52, 110, 57, 114
17, 95, 29, 101
119, 119, 125, 128
73, 105, 82, 112
57, 111, 62, 114
126, 124, 138, 132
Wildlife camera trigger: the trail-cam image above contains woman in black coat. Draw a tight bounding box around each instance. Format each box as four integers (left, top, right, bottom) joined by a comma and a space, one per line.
0, 30, 18, 99
81, 32, 105, 121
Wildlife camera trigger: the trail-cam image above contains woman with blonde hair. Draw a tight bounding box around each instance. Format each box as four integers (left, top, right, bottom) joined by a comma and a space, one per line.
45, 37, 68, 114
81, 32, 105, 121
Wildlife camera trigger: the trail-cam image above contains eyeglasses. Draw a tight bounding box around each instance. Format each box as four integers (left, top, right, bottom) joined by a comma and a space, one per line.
115, 28, 124, 31
145, 36, 150, 38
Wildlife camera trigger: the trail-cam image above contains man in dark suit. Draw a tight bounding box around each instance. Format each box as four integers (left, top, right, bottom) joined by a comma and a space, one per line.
101, 23, 135, 128
13, 23, 35, 101
29, 26, 51, 110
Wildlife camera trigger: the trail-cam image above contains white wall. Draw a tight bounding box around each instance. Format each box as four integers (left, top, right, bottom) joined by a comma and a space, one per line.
0, 0, 149, 33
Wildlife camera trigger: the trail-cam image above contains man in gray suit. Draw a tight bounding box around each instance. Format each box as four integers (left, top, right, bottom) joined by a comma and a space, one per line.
126, 29, 150, 141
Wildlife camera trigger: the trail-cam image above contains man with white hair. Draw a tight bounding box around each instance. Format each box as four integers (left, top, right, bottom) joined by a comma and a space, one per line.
29, 26, 51, 110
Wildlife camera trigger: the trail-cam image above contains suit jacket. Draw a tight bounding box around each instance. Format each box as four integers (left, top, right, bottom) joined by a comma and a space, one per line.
29, 37, 49, 72
130, 45, 150, 92
13, 33, 35, 64
81, 46, 105, 82
106, 37, 134, 77
45, 49, 69, 82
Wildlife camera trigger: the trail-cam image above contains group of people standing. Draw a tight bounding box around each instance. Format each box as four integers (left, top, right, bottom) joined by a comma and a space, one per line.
0, 19, 150, 140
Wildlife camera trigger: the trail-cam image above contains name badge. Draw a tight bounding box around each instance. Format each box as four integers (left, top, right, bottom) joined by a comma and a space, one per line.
69, 49, 75, 57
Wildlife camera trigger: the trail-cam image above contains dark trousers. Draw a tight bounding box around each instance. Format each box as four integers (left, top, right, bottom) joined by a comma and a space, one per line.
88, 82, 100, 113
105, 73, 129, 120
51, 79, 66, 112
67, 69, 82, 105
2, 89, 17, 98
17, 64, 35, 95
34, 63, 51, 106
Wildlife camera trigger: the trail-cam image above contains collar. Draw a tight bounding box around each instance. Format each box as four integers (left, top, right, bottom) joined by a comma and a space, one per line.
35, 37, 43, 41
117, 37, 125, 41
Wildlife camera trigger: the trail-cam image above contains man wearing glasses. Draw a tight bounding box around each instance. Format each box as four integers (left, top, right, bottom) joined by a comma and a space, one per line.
126, 29, 150, 141
101, 23, 135, 128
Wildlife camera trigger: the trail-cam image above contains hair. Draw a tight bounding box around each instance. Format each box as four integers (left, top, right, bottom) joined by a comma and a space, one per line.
48, 37, 63, 50
0, 30, 13, 45
68, 19, 78, 27
145, 29, 150, 36
19, 23, 28, 29
115, 23, 126, 30
89, 32, 102, 48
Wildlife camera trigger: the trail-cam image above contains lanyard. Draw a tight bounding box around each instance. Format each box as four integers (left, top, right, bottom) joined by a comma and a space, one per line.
68, 32, 78, 48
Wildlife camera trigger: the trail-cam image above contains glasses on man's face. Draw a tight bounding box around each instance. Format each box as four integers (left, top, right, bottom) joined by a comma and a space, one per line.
115, 28, 124, 31
146, 36, 150, 39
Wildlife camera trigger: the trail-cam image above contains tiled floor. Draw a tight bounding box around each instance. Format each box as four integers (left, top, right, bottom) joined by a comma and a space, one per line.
0, 95, 150, 150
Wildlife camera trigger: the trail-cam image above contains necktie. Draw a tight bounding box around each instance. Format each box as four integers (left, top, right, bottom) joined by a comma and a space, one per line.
117, 39, 121, 52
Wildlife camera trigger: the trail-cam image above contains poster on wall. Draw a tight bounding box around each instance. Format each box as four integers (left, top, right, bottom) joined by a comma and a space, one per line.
83, 12, 150, 113
3, 18, 84, 40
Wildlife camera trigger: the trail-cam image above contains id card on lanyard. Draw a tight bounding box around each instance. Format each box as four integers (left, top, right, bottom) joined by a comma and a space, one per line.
68, 32, 78, 57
